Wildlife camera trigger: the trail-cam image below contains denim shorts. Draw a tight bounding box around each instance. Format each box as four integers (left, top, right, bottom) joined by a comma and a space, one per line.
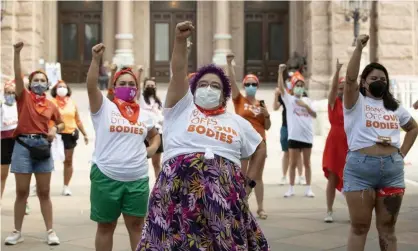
343, 151, 405, 192
10, 137, 54, 174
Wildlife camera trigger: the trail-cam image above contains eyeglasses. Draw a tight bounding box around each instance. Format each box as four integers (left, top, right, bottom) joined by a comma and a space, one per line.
244, 83, 258, 87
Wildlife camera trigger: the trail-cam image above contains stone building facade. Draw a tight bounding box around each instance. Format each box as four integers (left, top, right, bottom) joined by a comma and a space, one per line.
1, 0, 418, 99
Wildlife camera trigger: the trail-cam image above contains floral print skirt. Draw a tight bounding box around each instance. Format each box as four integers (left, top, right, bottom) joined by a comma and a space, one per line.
137, 153, 270, 251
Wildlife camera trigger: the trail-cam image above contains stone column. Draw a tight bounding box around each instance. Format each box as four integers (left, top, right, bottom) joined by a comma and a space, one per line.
212, 0, 231, 66
43, 0, 58, 62
113, 0, 134, 67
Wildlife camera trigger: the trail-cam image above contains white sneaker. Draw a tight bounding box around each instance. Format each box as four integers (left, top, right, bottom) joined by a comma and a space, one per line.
324, 211, 334, 223
278, 177, 287, 186
4, 230, 24, 245
284, 187, 295, 198
298, 176, 306, 185
62, 186, 72, 196
47, 229, 60, 245
29, 184, 37, 197
305, 188, 315, 198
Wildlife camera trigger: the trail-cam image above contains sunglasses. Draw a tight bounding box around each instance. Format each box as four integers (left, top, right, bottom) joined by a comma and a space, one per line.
244, 83, 258, 87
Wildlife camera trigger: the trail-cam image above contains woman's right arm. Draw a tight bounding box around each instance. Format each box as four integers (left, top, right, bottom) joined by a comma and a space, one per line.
165, 21, 194, 108
86, 44, 105, 113
344, 34, 369, 109
13, 42, 25, 98
226, 54, 240, 99
277, 64, 287, 94
328, 59, 343, 109
272, 89, 282, 111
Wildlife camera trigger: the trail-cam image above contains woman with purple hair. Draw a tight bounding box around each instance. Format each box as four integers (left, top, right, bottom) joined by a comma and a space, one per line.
137, 21, 269, 251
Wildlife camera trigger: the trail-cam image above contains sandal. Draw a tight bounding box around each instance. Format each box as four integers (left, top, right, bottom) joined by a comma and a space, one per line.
257, 209, 268, 220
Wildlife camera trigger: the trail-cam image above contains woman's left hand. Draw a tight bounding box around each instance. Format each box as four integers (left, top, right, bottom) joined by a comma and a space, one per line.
84, 135, 89, 145
295, 99, 307, 108
260, 107, 269, 117
47, 127, 57, 142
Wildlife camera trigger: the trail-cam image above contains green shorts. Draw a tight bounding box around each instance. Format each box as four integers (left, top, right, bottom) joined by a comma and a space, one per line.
90, 164, 150, 223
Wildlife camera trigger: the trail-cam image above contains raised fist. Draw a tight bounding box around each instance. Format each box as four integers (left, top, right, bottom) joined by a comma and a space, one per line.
137, 65, 144, 72
336, 58, 343, 71
175, 21, 194, 40
92, 43, 105, 61
13, 42, 24, 53
226, 53, 235, 65
110, 64, 117, 72
278, 64, 287, 73
356, 34, 369, 50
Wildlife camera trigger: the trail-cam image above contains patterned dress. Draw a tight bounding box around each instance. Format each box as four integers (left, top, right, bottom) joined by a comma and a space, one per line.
137, 153, 270, 251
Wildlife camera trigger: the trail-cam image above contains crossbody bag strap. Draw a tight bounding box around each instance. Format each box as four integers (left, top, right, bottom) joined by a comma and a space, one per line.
16, 137, 31, 149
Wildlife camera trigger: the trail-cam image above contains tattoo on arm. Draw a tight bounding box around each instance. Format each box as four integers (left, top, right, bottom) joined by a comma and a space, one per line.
401, 118, 417, 132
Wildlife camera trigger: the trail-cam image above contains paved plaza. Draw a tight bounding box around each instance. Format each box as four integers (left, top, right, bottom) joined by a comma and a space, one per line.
1, 85, 418, 251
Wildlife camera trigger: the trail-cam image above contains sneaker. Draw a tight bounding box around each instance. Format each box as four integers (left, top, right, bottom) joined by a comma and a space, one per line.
324, 211, 334, 223
305, 188, 315, 198
47, 229, 60, 245
61, 186, 72, 196
4, 230, 24, 245
278, 177, 287, 186
29, 184, 37, 197
298, 176, 306, 185
25, 203, 30, 215
284, 187, 295, 198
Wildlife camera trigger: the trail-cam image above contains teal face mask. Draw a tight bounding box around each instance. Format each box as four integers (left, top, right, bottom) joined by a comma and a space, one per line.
293, 87, 304, 96
245, 86, 257, 96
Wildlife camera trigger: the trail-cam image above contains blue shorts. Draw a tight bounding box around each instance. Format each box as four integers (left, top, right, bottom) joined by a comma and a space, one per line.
280, 126, 288, 152
10, 137, 54, 174
343, 151, 405, 192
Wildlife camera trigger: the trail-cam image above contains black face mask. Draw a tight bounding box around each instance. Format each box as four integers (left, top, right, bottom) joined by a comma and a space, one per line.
367, 80, 386, 98
143, 87, 156, 97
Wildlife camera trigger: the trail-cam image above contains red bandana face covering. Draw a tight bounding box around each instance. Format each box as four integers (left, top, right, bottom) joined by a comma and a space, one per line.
195, 105, 226, 116
111, 68, 140, 123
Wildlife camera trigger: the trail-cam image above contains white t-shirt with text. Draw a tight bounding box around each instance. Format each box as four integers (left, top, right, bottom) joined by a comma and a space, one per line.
1, 102, 18, 131
162, 90, 262, 166
91, 94, 155, 182
280, 91, 315, 144
344, 94, 411, 151
139, 94, 164, 134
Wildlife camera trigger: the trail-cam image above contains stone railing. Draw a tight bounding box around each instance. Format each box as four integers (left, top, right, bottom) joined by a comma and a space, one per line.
391, 75, 418, 109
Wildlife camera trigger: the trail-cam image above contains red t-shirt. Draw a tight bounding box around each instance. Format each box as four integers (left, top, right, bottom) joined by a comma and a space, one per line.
233, 93, 266, 140
13, 90, 62, 137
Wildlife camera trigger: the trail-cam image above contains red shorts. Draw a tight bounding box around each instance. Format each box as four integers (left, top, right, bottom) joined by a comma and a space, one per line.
377, 187, 405, 197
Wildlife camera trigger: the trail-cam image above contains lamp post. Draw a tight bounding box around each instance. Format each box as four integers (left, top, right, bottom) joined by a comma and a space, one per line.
342, 0, 370, 46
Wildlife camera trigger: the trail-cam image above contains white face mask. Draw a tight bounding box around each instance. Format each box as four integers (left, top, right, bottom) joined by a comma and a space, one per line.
57, 87, 68, 97
194, 86, 221, 109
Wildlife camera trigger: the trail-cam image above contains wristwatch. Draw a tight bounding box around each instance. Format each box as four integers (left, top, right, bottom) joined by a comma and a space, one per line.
247, 179, 257, 188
